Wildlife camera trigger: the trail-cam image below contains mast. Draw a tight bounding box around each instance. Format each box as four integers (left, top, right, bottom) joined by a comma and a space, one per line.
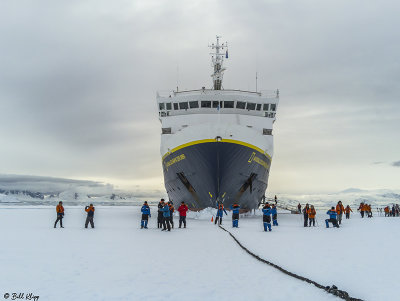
209, 35, 228, 90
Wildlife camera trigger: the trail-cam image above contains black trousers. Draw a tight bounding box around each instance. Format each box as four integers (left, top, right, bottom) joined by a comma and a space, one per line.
179, 216, 186, 228
170, 216, 174, 228
327, 218, 339, 227
360, 211, 364, 218
303, 215, 308, 227
157, 213, 163, 228
263, 215, 271, 223
85, 216, 94, 228
54, 215, 63, 228
309, 218, 315, 226
345, 213, 350, 219
215, 216, 223, 225
162, 217, 171, 231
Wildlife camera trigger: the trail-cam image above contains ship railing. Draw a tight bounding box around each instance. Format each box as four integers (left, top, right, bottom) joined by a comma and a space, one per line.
157, 89, 279, 99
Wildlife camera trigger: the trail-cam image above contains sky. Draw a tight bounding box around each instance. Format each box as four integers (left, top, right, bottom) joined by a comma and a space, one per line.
0, 0, 399, 196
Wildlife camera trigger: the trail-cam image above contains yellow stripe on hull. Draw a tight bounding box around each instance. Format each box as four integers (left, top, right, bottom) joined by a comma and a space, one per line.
162, 138, 271, 161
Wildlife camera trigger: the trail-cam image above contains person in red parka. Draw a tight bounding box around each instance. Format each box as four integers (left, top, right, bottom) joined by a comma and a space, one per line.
178, 201, 189, 228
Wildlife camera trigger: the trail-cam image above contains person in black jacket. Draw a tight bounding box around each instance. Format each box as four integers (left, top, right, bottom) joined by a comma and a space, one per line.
157, 199, 165, 228
302, 204, 310, 227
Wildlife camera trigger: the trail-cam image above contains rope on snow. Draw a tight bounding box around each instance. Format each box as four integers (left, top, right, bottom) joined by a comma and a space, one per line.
218, 225, 363, 301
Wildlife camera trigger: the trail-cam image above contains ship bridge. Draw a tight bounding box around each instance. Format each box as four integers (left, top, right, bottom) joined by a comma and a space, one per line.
157, 88, 279, 118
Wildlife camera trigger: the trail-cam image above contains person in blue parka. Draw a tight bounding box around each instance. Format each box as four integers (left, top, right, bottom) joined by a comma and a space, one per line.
230, 203, 240, 228
161, 202, 172, 231
215, 203, 227, 225
325, 207, 339, 228
271, 204, 278, 226
262, 203, 272, 231
141, 201, 151, 229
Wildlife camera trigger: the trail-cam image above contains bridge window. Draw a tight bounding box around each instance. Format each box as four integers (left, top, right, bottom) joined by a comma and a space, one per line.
263, 129, 272, 135
201, 101, 211, 108
212, 101, 220, 108
189, 101, 199, 109
246, 102, 256, 110
166, 102, 172, 110
256, 104, 261, 111
224, 101, 234, 108
173, 103, 179, 110
271, 104, 276, 111
263, 104, 269, 111
159, 103, 165, 110
179, 102, 188, 110
162, 127, 172, 134
236, 101, 246, 109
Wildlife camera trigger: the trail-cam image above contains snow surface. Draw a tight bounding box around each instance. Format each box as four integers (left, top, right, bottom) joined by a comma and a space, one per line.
0, 206, 398, 301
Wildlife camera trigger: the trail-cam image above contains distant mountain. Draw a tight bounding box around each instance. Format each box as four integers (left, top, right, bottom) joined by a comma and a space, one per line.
0, 174, 165, 205
339, 188, 367, 194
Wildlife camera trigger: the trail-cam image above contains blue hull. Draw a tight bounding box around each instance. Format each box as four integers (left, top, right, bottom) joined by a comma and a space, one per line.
162, 140, 271, 210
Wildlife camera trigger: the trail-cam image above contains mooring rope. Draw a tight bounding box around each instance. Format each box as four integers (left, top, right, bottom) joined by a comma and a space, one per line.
219, 225, 363, 301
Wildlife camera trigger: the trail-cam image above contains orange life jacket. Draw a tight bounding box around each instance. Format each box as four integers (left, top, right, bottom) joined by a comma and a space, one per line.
345, 207, 352, 213
336, 204, 345, 214
308, 208, 316, 218
85, 206, 95, 213
56, 205, 64, 213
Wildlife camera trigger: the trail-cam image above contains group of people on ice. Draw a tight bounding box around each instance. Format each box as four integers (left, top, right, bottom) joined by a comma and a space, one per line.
383, 204, 399, 217
150, 199, 189, 231
213, 202, 243, 228
298, 201, 353, 229
54, 198, 400, 232
358, 202, 373, 218
213, 201, 278, 232
53, 201, 96, 229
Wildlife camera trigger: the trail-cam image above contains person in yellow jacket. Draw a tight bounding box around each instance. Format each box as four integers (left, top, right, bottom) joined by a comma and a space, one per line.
344, 205, 353, 219
85, 204, 95, 228
336, 201, 345, 225
54, 201, 65, 228
307, 205, 316, 227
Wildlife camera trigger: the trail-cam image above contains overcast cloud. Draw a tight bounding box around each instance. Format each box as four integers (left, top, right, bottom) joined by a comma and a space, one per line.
0, 0, 399, 194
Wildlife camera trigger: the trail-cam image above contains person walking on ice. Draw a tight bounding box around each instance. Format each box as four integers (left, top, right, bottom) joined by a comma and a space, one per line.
141, 201, 151, 229
325, 207, 339, 228
168, 201, 175, 228
308, 205, 316, 227
161, 202, 172, 231
302, 204, 310, 227
214, 203, 227, 225
230, 203, 240, 228
54, 201, 64, 228
157, 199, 165, 228
178, 201, 188, 228
345, 205, 353, 219
336, 201, 345, 225
271, 204, 278, 226
262, 203, 272, 231
84, 204, 95, 228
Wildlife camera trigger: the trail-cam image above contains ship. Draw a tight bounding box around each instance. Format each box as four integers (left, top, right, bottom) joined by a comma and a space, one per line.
157, 36, 279, 210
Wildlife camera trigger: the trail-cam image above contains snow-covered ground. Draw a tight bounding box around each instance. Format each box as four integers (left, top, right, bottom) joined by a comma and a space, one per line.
0, 206, 398, 301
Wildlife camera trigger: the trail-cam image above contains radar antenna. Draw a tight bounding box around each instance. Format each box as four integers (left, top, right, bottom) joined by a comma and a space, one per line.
209, 35, 228, 90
